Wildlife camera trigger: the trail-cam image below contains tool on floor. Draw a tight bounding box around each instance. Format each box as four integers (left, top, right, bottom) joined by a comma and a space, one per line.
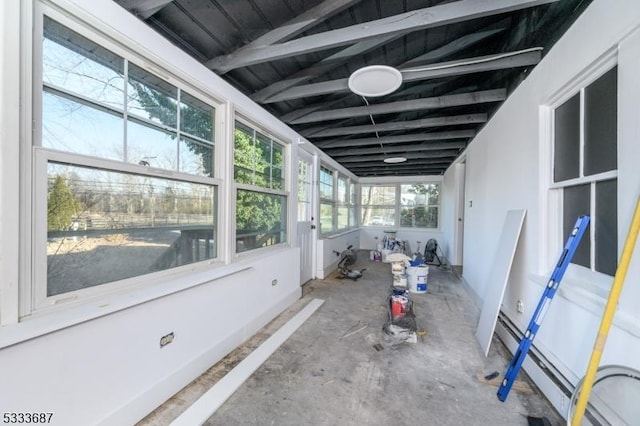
497, 215, 590, 402
571, 197, 640, 426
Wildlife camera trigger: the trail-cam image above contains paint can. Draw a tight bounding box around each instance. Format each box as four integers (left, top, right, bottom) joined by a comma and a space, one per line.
393, 273, 408, 288
407, 265, 428, 293
391, 261, 405, 275
390, 295, 408, 319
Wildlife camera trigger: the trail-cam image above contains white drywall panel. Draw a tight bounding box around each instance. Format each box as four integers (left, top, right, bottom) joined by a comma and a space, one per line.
476, 209, 526, 355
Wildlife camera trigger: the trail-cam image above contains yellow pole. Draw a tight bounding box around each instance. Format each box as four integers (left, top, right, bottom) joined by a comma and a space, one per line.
571, 197, 640, 426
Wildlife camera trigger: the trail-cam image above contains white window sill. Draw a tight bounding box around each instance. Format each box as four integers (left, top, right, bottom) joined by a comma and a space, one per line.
528, 271, 640, 339
0, 246, 291, 349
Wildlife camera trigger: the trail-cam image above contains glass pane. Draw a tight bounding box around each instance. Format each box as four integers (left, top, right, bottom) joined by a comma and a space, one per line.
127, 119, 177, 170
337, 177, 347, 203
236, 189, 286, 252
584, 67, 617, 176
180, 136, 213, 177
42, 91, 124, 159
272, 143, 284, 190
255, 133, 271, 187
362, 208, 395, 226
234, 125, 255, 185
297, 161, 309, 203
320, 203, 334, 233
337, 206, 348, 229
180, 91, 214, 141
349, 207, 357, 227
401, 184, 440, 207
554, 93, 580, 182
319, 167, 333, 199
128, 63, 178, 127
349, 183, 356, 205
361, 186, 395, 205
401, 205, 438, 228
47, 163, 216, 296
595, 179, 617, 276
43, 17, 124, 109
564, 184, 591, 268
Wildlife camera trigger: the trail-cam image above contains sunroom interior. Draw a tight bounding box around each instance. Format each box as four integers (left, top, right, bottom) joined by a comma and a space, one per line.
1, 0, 640, 424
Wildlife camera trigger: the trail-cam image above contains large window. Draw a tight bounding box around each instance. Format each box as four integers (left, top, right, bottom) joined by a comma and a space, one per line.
361, 183, 440, 229
234, 120, 287, 252
361, 185, 396, 226
38, 16, 219, 303
318, 167, 357, 235
552, 66, 617, 276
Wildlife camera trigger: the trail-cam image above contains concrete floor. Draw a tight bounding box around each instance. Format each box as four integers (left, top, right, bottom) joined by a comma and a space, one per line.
140, 252, 563, 425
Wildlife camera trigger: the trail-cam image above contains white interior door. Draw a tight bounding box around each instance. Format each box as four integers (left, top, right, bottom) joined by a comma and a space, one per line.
296, 151, 315, 284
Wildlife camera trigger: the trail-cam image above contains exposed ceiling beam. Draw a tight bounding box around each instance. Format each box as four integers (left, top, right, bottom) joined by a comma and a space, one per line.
264, 49, 541, 103
348, 160, 452, 169
350, 167, 447, 175
206, 0, 365, 73
205, 0, 558, 71
126, 0, 174, 19
251, 34, 398, 102
254, 26, 503, 104
337, 150, 460, 163
315, 130, 475, 149
402, 26, 505, 68
302, 113, 487, 137
289, 89, 506, 124
327, 141, 467, 156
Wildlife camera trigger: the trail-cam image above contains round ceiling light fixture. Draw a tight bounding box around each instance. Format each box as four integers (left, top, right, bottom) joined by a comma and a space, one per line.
348, 65, 403, 97
383, 156, 407, 164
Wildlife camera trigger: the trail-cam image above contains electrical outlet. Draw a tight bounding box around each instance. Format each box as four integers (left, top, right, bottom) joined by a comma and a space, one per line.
516, 300, 524, 314
160, 332, 174, 348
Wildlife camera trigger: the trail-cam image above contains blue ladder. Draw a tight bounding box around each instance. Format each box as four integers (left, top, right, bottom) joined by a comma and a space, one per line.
497, 215, 590, 402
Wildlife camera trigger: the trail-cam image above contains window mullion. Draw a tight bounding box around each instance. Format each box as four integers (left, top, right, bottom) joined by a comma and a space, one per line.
123, 59, 129, 163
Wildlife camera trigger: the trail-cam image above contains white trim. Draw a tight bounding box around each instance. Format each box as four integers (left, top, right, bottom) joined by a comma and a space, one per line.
548, 170, 618, 189
1, 263, 255, 350
170, 298, 325, 426
0, 0, 24, 326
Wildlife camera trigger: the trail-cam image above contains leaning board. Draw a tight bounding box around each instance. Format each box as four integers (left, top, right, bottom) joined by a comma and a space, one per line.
476, 209, 526, 356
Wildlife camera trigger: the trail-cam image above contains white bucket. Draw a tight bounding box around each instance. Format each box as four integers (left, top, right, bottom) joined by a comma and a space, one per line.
380, 249, 392, 262
407, 265, 428, 293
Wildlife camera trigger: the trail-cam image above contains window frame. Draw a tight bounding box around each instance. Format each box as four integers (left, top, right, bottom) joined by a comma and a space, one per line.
28, 6, 225, 315
233, 116, 289, 254
318, 166, 358, 236
543, 50, 618, 289
360, 182, 441, 229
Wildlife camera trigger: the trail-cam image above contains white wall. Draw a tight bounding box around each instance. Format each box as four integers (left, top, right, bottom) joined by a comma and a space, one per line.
359, 227, 442, 256
316, 229, 360, 279
0, 1, 308, 424
443, 0, 640, 416
0, 250, 300, 425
